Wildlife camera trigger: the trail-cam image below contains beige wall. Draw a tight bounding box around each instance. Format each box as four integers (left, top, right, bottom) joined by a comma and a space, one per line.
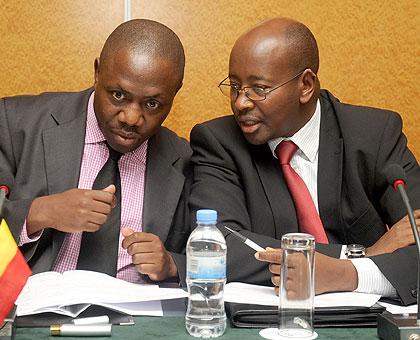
1, 1, 419, 158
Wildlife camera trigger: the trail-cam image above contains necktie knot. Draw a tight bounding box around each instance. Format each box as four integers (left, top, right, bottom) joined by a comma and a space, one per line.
106, 143, 123, 162
276, 141, 298, 165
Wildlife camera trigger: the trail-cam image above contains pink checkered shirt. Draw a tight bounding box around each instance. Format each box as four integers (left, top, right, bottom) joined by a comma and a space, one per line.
19, 92, 147, 283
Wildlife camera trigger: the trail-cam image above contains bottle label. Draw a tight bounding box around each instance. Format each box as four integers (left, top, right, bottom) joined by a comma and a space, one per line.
188, 256, 226, 280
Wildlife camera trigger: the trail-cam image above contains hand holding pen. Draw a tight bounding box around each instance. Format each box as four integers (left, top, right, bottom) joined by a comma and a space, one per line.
223, 226, 284, 295
223, 226, 265, 252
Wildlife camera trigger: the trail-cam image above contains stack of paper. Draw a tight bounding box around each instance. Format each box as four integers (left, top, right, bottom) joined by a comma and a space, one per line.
224, 282, 418, 314
224, 282, 381, 307
16, 270, 188, 318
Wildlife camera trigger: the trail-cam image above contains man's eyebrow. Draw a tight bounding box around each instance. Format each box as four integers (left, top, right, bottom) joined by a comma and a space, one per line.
248, 75, 271, 82
228, 74, 270, 82
106, 84, 126, 92
143, 94, 162, 99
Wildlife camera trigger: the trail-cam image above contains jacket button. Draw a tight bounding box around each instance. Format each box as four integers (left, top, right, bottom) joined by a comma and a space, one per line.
411, 288, 418, 298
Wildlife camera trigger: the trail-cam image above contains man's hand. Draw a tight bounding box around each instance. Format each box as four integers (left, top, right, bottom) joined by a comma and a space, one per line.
366, 209, 420, 257
256, 249, 358, 295
284, 252, 311, 300
26, 185, 116, 235
121, 228, 178, 281
255, 248, 282, 295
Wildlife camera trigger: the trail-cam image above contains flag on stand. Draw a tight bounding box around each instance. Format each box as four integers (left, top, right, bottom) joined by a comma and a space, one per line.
0, 219, 31, 324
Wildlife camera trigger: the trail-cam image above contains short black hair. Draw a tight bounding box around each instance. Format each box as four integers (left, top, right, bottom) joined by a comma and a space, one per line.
284, 21, 319, 74
100, 19, 185, 82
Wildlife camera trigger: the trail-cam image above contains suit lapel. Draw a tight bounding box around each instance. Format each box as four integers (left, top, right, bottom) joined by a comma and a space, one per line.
42, 90, 90, 264
43, 115, 86, 195
318, 92, 344, 242
252, 144, 299, 238
142, 130, 185, 242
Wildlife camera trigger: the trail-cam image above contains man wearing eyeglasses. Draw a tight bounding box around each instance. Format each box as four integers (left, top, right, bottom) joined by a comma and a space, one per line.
189, 17, 420, 304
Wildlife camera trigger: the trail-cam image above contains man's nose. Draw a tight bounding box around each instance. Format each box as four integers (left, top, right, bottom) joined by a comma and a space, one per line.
119, 104, 143, 126
232, 89, 254, 111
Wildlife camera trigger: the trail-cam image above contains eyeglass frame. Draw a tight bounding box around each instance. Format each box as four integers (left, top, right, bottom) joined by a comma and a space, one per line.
218, 68, 311, 102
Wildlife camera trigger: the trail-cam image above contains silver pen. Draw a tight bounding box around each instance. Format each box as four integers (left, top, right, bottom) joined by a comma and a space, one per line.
224, 226, 265, 252
50, 324, 112, 337
72, 315, 109, 325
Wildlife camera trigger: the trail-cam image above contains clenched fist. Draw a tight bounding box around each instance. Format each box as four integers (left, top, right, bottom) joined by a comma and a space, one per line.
26, 185, 117, 235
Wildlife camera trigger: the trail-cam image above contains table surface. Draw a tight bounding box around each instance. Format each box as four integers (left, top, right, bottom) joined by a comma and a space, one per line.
15, 316, 380, 340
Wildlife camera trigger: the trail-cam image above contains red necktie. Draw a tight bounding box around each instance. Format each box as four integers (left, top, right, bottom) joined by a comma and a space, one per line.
276, 141, 329, 244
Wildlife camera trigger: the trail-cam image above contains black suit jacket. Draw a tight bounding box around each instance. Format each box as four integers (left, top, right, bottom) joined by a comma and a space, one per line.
0, 88, 192, 282
189, 90, 420, 305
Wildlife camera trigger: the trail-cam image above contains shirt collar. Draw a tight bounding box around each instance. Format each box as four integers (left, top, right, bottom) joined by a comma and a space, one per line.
84, 91, 148, 163
268, 99, 321, 163
85, 91, 105, 144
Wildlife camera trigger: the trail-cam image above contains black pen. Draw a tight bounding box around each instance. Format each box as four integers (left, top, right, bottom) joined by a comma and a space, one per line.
224, 226, 265, 252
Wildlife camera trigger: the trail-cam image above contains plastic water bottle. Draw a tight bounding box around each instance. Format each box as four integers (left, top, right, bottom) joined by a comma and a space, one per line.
186, 209, 227, 338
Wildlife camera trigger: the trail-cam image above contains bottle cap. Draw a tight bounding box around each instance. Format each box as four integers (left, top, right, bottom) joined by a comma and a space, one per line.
196, 209, 217, 223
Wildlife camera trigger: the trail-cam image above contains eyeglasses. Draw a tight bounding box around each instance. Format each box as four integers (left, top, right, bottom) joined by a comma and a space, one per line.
218, 69, 307, 102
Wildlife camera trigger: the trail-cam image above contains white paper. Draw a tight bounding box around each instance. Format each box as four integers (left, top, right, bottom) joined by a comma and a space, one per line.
224, 282, 278, 306
16, 270, 188, 317
379, 302, 418, 314
224, 282, 381, 307
98, 300, 163, 316
315, 291, 381, 308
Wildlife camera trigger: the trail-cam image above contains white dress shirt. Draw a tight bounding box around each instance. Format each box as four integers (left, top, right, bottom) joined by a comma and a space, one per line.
268, 100, 396, 297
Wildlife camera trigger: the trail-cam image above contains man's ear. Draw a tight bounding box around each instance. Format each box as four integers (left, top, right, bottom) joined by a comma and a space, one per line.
299, 69, 317, 105
93, 57, 100, 85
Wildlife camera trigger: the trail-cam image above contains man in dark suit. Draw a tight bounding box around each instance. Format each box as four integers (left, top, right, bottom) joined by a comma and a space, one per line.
0, 19, 191, 283
189, 17, 420, 304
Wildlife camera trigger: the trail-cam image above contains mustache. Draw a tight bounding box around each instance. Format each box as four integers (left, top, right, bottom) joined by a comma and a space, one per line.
235, 115, 260, 123
118, 124, 138, 134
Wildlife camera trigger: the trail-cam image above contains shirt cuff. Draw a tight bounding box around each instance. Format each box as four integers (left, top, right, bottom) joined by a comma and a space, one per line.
340, 245, 397, 297
339, 245, 347, 259
18, 220, 43, 246
350, 257, 397, 297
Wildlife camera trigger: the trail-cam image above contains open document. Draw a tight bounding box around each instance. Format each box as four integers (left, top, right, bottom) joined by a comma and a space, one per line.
16, 270, 188, 318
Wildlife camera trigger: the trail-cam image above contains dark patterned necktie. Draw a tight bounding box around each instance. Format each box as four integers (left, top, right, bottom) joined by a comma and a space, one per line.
77, 143, 123, 275
276, 141, 329, 244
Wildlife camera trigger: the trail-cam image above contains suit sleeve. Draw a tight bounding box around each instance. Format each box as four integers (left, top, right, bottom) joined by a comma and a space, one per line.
370, 111, 420, 305
189, 123, 291, 285
0, 98, 35, 242
165, 140, 193, 287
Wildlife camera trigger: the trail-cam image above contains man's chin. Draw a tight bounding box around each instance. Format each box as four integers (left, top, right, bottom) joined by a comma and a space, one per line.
107, 135, 143, 154
243, 132, 269, 146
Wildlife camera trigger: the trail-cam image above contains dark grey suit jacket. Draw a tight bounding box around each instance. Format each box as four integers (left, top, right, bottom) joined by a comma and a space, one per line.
189, 90, 420, 305
0, 88, 192, 282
